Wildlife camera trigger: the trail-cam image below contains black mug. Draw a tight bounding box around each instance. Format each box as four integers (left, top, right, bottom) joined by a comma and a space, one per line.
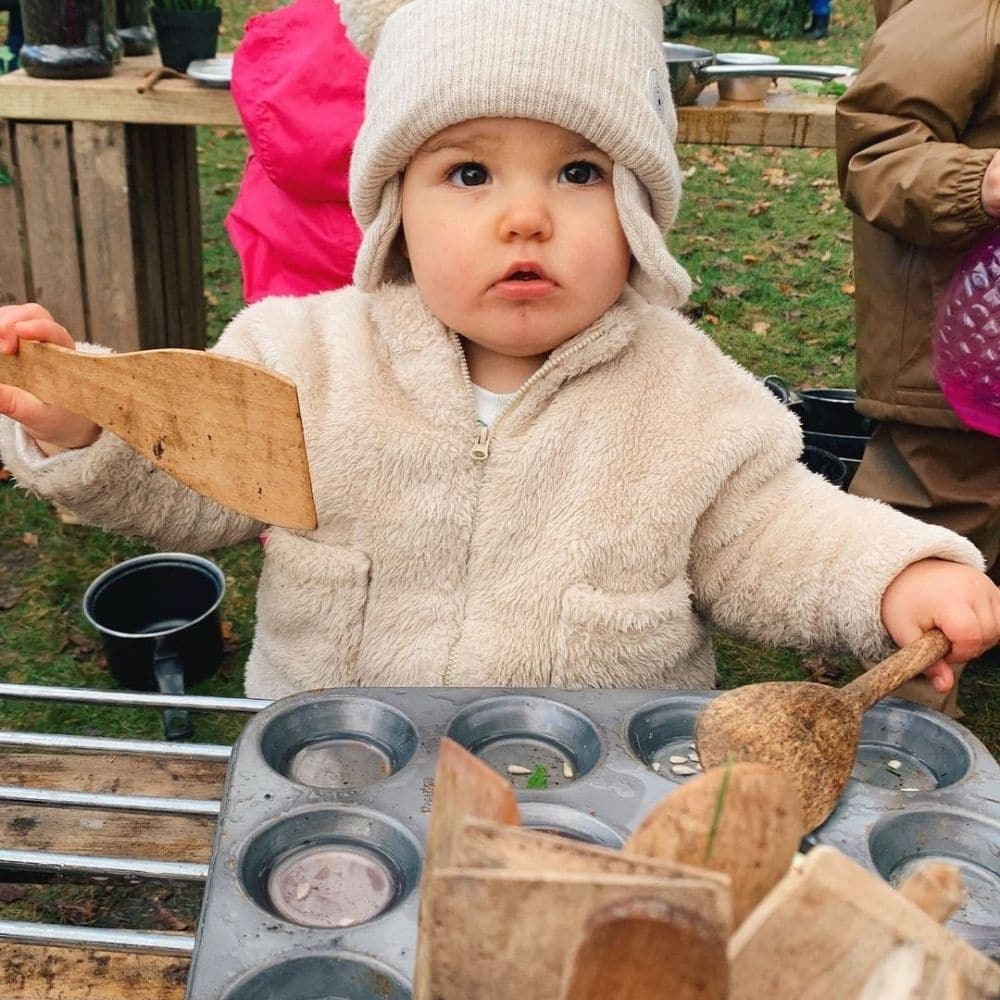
83, 553, 226, 740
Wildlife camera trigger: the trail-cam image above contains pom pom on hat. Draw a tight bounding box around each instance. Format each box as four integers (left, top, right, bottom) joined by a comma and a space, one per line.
345, 0, 691, 308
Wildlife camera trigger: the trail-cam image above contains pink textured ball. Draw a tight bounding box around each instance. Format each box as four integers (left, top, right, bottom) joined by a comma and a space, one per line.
933, 231, 1000, 437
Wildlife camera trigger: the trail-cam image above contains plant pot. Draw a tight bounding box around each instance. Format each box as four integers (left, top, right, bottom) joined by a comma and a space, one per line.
151, 5, 219, 72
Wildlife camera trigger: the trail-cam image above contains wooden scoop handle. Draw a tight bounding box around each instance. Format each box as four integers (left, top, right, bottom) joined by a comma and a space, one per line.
839, 629, 951, 715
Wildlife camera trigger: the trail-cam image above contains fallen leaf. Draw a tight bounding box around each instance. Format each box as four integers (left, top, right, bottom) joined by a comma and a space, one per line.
742, 254, 760, 264
20, 533, 38, 548
751, 321, 771, 336
841, 283, 856, 296
0, 883, 26, 903
703, 313, 720, 325
801, 655, 844, 685
0, 587, 23, 610
748, 200, 773, 217
0, 466, 10, 482
718, 284, 746, 300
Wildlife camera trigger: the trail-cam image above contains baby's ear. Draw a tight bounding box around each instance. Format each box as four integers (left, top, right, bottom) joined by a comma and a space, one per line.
339, 0, 413, 56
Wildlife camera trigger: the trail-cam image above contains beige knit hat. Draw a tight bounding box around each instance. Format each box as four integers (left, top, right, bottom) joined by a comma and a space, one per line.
341, 0, 692, 308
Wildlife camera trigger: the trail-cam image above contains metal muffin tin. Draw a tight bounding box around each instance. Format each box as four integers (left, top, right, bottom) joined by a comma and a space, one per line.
186, 689, 1000, 998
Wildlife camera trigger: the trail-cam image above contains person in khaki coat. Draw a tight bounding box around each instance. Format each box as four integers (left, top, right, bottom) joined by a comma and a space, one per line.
837, 0, 1000, 712
1, 0, 998, 704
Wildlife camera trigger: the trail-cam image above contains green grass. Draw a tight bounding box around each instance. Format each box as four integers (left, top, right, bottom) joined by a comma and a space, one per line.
1, 0, 998, 929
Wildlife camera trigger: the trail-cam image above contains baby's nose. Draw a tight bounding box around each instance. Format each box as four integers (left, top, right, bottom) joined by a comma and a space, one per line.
498, 196, 553, 241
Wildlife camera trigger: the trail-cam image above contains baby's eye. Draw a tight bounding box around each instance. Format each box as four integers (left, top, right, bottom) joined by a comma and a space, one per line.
560, 161, 603, 185
448, 162, 489, 187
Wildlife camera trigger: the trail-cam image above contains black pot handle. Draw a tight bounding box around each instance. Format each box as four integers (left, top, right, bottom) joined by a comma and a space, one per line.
153, 638, 194, 742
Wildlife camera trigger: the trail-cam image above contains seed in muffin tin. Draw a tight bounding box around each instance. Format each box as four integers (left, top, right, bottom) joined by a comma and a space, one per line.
669, 755, 688, 764
506, 765, 531, 775
651, 761, 662, 772
562, 762, 575, 779
671, 764, 697, 776
886, 759, 903, 771
688, 752, 700, 762
294, 881, 311, 901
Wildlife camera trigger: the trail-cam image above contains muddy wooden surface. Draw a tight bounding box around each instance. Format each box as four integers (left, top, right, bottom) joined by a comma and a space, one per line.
0, 750, 226, 999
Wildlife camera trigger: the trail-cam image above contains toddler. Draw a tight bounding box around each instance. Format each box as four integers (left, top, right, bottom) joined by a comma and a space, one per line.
1, 0, 997, 701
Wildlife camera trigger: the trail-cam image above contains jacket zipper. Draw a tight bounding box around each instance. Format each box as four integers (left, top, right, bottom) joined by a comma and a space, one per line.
440, 328, 607, 684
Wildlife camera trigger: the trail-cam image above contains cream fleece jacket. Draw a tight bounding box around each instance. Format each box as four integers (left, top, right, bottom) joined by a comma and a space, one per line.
0, 285, 983, 699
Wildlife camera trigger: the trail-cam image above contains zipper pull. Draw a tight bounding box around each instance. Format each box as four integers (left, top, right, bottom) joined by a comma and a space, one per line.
471, 426, 492, 461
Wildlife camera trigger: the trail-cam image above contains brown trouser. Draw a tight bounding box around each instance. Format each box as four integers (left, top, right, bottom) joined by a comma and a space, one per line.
850, 421, 1000, 717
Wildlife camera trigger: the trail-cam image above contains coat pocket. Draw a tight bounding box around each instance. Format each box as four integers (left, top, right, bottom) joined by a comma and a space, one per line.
553, 577, 704, 688
254, 529, 371, 690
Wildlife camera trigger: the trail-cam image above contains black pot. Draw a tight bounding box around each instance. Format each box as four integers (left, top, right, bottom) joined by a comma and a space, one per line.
800, 444, 847, 490
803, 429, 868, 461
20, 0, 121, 78
83, 553, 226, 740
799, 388, 877, 438
151, 5, 219, 72
116, 0, 155, 56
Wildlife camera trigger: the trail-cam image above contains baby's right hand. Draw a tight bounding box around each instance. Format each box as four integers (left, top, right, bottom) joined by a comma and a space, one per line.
0, 304, 101, 455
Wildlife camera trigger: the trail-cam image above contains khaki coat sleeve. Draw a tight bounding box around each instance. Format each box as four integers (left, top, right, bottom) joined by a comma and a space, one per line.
836, 0, 1000, 249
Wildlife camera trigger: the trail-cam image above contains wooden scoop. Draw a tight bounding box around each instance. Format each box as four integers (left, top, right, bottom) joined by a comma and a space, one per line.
558, 897, 728, 1000
0, 341, 316, 529
624, 762, 803, 927
414, 737, 521, 1000
696, 630, 951, 832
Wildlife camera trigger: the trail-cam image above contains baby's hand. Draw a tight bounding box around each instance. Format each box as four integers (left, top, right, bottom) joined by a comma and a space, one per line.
982, 149, 1000, 218
0, 304, 101, 455
881, 558, 1000, 692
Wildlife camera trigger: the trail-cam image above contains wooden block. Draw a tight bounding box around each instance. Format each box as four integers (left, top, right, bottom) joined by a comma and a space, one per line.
0, 945, 188, 999
0, 752, 227, 799
452, 818, 731, 931
72, 122, 141, 353
14, 124, 86, 338
427, 868, 730, 1000
728, 847, 1000, 1000
0, 119, 27, 306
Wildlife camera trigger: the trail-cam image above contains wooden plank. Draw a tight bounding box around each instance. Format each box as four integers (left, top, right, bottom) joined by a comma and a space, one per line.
0, 805, 215, 862
0, 945, 188, 999
179, 125, 205, 349
127, 124, 168, 349
0, 753, 227, 799
0, 58, 836, 148
0, 119, 28, 305
0, 57, 240, 128
72, 123, 142, 353
15, 124, 87, 338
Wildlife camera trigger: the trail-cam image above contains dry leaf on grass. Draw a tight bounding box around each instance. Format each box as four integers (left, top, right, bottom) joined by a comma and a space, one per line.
841, 283, 856, 296
752, 322, 771, 336
0, 883, 27, 903
20, 532, 38, 548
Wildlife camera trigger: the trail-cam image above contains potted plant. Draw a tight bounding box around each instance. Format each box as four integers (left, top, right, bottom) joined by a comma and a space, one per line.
151, 0, 220, 72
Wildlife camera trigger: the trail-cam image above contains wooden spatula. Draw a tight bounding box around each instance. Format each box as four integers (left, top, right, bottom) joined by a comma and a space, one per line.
624, 762, 803, 926
559, 897, 728, 1000
696, 630, 951, 832
414, 738, 521, 1000
0, 341, 317, 529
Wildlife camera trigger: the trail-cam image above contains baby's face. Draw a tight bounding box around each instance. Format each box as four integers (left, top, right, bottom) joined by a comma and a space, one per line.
400, 118, 631, 363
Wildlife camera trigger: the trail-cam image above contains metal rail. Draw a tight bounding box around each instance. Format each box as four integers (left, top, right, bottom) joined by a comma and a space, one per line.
0, 682, 269, 714
0, 848, 208, 883
0, 785, 220, 816
0, 729, 232, 759
0, 919, 195, 956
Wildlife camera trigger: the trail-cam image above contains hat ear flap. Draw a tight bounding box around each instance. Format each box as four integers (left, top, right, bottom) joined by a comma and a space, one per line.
339, 0, 413, 56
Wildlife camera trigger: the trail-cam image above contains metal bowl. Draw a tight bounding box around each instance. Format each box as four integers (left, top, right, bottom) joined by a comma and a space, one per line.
715, 52, 780, 102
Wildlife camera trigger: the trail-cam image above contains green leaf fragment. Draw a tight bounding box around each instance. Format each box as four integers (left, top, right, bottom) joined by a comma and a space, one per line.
526, 765, 549, 790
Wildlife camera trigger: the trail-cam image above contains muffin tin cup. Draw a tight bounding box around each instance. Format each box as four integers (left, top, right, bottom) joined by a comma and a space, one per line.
187, 690, 1000, 998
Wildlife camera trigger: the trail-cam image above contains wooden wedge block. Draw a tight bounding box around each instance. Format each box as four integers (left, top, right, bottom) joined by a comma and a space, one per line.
413, 739, 520, 1000
427, 868, 730, 1000
452, 817, 731, 931
898, 862, 966, 924
728, 847, 1000, 1000
559, 897, 728, 1000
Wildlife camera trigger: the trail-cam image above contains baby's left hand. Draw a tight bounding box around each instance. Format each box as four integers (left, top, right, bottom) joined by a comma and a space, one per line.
881, 558, 1000, 692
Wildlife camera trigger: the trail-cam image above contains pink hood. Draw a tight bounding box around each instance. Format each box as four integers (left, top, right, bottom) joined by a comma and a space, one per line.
226, 0, 368, 301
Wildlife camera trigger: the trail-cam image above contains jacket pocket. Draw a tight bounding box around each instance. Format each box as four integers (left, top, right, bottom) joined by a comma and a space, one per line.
553, 577, 702, 688
254, 529, 371, 690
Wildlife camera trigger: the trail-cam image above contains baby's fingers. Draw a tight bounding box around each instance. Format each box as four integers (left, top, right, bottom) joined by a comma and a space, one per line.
923, 661, 955, 694
0, 383, 99, 451
0, 304, 62, 351
937, 603, 989, 665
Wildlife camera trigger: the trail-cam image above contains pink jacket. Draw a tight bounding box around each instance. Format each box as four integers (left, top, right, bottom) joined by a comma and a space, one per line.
225, 0, 368, 303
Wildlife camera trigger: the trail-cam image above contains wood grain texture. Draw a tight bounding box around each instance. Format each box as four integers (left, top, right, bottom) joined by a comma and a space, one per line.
728, 847, 1000, 1000
0, 946, 188, 999
0, 119, 27, 306
15, 124, 86, 338
0, 342, 317, 529
72, 122, 141, 353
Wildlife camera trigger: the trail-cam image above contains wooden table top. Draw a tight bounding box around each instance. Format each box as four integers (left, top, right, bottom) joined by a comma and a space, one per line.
1, 749, 226, 999
0, 54, 837, 148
